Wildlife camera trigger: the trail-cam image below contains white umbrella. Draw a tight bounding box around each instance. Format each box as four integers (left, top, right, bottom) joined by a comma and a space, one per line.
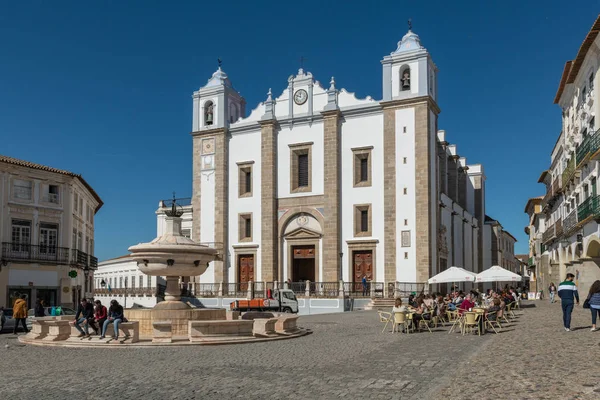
475, 266, 523, 283
428, 266, 477, 284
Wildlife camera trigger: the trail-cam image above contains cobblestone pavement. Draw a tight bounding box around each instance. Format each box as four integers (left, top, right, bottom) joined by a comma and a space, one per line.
1, 302, 597, 400
436, 300, 600, 400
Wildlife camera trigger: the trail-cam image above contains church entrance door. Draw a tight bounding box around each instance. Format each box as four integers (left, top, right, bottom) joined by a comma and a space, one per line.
353, 250, 373, 292
237, 255, 255, 291
291, 245, 316, 282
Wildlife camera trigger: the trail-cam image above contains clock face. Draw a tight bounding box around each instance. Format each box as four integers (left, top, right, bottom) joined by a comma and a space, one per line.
294, 89, 308, 105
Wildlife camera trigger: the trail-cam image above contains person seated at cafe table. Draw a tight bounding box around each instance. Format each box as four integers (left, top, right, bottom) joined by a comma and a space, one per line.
486, 298, 501, 320
436, 296, 446, 317
392, 298, 408, 314
408, 294, 417, 308
458, 294, 475, 315
412, 299, 431, 328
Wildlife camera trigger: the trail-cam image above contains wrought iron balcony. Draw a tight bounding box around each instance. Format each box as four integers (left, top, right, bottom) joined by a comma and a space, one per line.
89, 255, 98, 269
555, 218, 563, 238
578, 195, 600, 223
576, 128, 600, 168
71, 249, 88, 267
563, 209, 579, 234
528, 257, 535, 267
542, 223, 556, 244
562, 154, 576, 191
1, 242, 71, 265
552, 175, 563, 195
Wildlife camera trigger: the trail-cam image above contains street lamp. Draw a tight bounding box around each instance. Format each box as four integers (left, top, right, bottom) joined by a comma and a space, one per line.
100, 279, 106, 288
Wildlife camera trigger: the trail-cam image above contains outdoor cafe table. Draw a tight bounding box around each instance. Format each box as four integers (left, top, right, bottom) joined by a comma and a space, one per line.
472, 307, 486, 335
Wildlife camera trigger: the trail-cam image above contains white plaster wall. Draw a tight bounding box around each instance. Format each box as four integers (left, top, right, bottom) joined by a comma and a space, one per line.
452, 209, 463, 267
463, 219, 473, 272
340, 112, 385, 282
9, 269, 58, 286
483, 225, 492, 271
277, 122, 324, 198
466, 177, 475, 216
395, 107, 416, 281
440, 193, 453, 264
227, 130, 262, 282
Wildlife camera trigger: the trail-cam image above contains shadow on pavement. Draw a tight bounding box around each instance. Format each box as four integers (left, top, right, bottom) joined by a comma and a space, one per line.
571, 325, 592, 331
519, 304, 537, 309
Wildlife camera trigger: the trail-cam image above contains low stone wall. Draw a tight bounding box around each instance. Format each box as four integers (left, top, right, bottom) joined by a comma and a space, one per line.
126, 308, 226, 338
152, 321, 172, 343
188, 320, 254, 342
253, 318, 278, 337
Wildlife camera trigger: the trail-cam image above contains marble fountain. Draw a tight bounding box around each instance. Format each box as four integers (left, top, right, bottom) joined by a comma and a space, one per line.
19, 200, 308, 347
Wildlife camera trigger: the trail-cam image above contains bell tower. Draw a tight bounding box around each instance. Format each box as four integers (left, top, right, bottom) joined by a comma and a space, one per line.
381, 24, 438, 102
192, 64, 246, 131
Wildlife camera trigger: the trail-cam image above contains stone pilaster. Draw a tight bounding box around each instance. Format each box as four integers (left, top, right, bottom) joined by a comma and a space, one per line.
447, 156, 459, 203
192, 136, 203, 242
383, 107, 397, 284
472, 175, 484, 273
414, 104, 433, 283
259, 120, 278, 282
214, 130, 229, 283
322, 110, 341, 282
458, 169, 467, 210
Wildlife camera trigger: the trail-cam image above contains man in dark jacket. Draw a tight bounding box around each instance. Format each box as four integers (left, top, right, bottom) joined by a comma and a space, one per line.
558, 273, 580, 332
74, 298, 94, 337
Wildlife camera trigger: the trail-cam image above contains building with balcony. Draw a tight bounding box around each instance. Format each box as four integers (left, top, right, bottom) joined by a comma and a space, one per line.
0, 155, 102, 310
524, 196, 545, 292
483, 215, 518, 278
530, 15, 600, 295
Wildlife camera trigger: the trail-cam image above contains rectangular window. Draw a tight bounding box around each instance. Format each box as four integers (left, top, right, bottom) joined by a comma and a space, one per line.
85, 237, 90, 254
591, 117, 595, 131
352, 146, 373, 187
148, 276, 152, 288
238, 213, 253, 242
39, 223, 58, 254
360, 210, 368, 232
592, 177, 597, 197
354, 204, 372, 237
11, 220, 31, 252
119, 277, 123, 289
290, 142, 312, 193
237, 161, 254, 198
77, 231, 82, 251
590, 72, 594, 89
13, 179, 32, 200
90, 239, 94, 255
46, 185, 59, 204
131, 276, 135, 289
181, 229, 191, 239
139, 275, 143, 288
74, 193, 78, 212
79, 198, 83, 215
298, 154, 309, 187
72, 228, 77, 249
401, 230, 411, 247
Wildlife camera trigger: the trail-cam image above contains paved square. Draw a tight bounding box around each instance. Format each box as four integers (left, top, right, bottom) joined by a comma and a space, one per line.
1, 301, 598, 400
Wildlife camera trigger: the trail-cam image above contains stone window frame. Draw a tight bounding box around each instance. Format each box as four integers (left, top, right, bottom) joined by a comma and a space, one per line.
289, 142, 313, 193
238, 213, 253, 242
353, 204, 372, 237
237, 160, 254, 198
352, 146, 373, 188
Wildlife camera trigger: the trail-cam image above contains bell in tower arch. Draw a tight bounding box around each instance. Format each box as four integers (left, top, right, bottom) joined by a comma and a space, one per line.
401, 68, 411, 91
204, 102, 214, 126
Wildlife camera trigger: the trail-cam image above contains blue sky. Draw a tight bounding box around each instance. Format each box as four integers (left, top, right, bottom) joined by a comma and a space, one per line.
1, 1, 598, 260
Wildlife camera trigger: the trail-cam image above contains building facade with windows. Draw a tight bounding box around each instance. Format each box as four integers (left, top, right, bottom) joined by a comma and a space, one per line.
188, 28, 490, 290
532, 15, 600, 296
0, 155, 102, 310
524, 196, 545, 293
483, 215, 518, 274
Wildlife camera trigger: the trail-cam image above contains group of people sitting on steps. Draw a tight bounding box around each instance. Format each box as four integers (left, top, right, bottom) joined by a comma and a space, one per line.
73, 298, 127, 340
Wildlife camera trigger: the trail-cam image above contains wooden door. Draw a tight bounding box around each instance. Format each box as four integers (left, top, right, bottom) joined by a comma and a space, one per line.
353, 251, 373, 291
238, 255, 255, 291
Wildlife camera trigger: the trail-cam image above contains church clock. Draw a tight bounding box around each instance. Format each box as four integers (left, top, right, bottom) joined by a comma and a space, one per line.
294, 89, 308, 105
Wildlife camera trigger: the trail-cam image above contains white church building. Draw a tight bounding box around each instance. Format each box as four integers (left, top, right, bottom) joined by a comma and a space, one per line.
188, 27, 488, 289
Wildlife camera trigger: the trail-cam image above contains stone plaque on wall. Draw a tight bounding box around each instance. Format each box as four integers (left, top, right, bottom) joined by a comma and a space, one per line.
401, 230, 411, 247
202, 138, 215, 155
201, 154, 215, 171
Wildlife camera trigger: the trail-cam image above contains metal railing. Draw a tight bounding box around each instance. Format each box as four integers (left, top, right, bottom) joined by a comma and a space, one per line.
343, 282, 371, 298
310, 282, 339, 298
578, 195, 600, 223
563, 209, 578, 234
555, 218, 563, 238
42, 193, 59, 204
194, 283, 220, 297
222, 283, 247, 298
576, 128, 600, 167
528, 257, 534, 267
542, 222, 556, 243
562, 153, 576, 190
1, 242, 71, 264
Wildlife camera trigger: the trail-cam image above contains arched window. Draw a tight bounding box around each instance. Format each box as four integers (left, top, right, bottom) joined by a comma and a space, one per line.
204, 101, 214, 126
400, 67, 411, 91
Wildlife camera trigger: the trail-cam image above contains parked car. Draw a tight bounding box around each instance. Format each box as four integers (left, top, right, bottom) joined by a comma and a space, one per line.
0, 308, 32, 333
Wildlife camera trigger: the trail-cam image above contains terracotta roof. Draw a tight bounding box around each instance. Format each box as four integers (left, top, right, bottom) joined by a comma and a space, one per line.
554, 61, 573, 104
524, 196, 543, 214
0, 154, 103, 212
554, 15, 600, 104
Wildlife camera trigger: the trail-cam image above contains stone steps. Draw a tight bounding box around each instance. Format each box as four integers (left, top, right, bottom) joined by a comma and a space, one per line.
363, 298, 396, 310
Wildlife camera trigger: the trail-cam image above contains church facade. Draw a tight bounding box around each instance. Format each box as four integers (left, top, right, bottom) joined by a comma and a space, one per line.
190, 29, 488, 288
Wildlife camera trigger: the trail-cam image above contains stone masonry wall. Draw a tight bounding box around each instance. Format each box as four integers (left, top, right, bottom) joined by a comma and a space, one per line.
322, 110, 341, 282
260, 121, 278, 282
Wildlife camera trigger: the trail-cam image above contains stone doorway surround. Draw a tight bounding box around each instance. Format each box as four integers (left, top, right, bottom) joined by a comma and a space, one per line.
285, 230, 321, 283
346, 239, 378, 284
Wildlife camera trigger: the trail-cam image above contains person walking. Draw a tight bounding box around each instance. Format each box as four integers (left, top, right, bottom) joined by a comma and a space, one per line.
12, 294, 29, 334
549, 282, 557, 303
558, 273, 580, 332
362, 275, 368, 296
586, 280, 600, 332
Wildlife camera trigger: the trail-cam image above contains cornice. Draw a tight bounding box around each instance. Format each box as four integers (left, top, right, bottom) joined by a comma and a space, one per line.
380, 95, 441, 114
190, 127, 227, 137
